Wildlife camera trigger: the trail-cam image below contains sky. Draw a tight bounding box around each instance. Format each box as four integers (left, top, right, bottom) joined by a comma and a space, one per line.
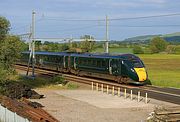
1, 0, 180, 41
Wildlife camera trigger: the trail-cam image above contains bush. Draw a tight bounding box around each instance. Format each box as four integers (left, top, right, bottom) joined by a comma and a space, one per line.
175, 45, 180, 54
51, 76, 67, 85
166, 45, 176, 54
166, 45, 180, 54
67, 83, 79, 89
133, 45, 144, 54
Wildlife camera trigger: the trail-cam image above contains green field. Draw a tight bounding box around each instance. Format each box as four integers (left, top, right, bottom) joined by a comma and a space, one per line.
94, 47, 180, 88
138, 54, 180, 88
93, 47, 133, 53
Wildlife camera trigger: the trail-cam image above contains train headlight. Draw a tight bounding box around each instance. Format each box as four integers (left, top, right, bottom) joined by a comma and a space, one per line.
131, 68, 135, 72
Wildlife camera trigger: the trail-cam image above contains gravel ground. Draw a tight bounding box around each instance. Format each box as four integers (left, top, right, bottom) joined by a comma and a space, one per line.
16, 69, 177, 122
31, 87, 166, 122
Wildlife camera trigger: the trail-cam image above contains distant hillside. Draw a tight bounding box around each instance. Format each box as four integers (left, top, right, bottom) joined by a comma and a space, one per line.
122, 32, 180, 44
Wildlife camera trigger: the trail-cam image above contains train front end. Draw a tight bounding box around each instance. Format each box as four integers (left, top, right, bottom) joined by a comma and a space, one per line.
122, 54, 148, 85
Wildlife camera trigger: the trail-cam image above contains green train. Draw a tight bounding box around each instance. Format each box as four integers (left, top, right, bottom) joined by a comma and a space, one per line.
20, 51, 148, 85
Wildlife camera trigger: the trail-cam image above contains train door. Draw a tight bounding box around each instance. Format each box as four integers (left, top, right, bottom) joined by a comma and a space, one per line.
63, 56, 66, 68
112, 59, 118, 75
118, 59, 121, 75
68, 56, 71, 67
109, 59, 121, 75
74, 57, 77, 70
109, 59, 112, 74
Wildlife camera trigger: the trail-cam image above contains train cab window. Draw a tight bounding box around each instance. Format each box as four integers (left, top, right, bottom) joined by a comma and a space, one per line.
132, 60, 143, 68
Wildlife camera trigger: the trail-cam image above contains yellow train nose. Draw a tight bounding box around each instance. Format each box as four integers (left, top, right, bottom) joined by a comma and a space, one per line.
134, 68, 147, 81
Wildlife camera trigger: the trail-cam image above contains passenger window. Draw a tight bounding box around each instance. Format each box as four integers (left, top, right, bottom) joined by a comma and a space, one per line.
88, 60, 91, 65
97, 61, 101, 67
102, 61, 105, 67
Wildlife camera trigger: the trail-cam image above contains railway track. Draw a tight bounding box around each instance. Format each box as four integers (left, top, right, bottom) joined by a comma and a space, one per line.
15, 64, 180, 105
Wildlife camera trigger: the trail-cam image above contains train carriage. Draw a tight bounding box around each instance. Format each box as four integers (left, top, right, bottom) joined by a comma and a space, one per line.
19, 51, 148, 85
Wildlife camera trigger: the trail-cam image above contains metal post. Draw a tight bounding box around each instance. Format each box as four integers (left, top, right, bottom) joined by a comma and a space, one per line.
107, 85, 109, 94
26, 25, 32, 76
105, 15, 109, 53
29, 25, 32, 51
124, 89, 127, 98
32, 10, 36, 77
118, 87, 120, 97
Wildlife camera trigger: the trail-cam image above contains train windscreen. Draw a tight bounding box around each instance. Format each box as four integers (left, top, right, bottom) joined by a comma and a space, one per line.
132, 60, 144, 68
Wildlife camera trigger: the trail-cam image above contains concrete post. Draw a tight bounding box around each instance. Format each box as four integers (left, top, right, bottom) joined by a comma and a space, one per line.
131, 90, 133, 100
96, 83, 98, 91
145, 93, 148, 104
118, 87, 120, 97
124, 89, 127, 99
91, 82, 93, 90
101, 84, 103, 92
107, 85, 109, 94
112, 86, 114, 95
138, 91, 140, 102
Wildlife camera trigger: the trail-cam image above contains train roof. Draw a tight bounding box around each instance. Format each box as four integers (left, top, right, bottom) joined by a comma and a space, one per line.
22, 51, 140, 60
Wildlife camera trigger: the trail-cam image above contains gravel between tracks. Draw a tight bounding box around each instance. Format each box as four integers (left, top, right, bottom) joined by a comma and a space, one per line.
30, 87, 168, 122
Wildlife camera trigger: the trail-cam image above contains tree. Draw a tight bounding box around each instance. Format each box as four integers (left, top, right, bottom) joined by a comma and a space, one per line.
0, 35, 25, 69
0, 16, 10, 41
133, 45, 144, 54
60, 43, 69, 51
80, 35, 95, 52
35, 40, 42, 51
150, 37, 168, 53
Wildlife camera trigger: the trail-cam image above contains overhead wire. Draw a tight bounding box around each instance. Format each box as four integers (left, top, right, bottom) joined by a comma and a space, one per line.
11, 12, 180, 34
40, 13, 180, 21
99, 24, 180, 28
37, 25, 99, 33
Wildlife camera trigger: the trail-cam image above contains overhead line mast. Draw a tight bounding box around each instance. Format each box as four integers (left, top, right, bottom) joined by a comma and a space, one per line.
32, 11, 36, 77
105, 15, 109, 53
26, 11, 36, 78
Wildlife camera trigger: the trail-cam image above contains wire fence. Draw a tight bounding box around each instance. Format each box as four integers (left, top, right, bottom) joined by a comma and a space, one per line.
0, 104, 30, 122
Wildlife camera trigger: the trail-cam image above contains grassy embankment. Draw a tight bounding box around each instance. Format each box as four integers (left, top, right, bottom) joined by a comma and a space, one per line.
94, 47, 180, 88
